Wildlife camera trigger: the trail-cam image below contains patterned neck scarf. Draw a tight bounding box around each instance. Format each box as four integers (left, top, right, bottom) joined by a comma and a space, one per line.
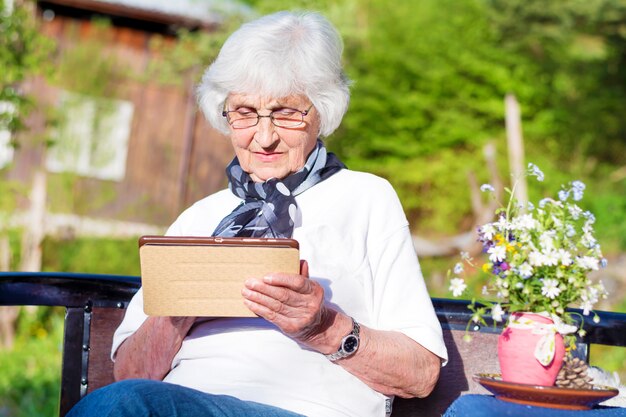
212, 140, 345, 238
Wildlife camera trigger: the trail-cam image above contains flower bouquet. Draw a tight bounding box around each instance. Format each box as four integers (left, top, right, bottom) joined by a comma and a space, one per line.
449, 163, 608, 386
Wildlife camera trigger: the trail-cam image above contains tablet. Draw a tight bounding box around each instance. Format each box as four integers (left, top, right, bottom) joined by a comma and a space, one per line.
139, 236, 300, 317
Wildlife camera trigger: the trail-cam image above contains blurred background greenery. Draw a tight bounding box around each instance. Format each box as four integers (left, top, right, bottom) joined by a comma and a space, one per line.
1, 0, 625, 415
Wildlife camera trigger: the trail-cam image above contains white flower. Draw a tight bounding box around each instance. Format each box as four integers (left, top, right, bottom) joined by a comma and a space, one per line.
482, 285, 489, 296
449, 278, 467, 297
491, 304, 504, 322
556, 249, 572, 266
488, 245, 507, 263
453, 262, 464, 274
513, 213, 538, 230
460, 251, 470, 260
528, 250, 545, 267
543, 251, 559, 266
577, 256, 600, 271
517, 230, 532, 243
539, 231, 556, 251
480, 184, 495, 193
480, 224, 496, 240
541, 279, 561, 299
518, 262, 533, 278
493, 217, 511, 231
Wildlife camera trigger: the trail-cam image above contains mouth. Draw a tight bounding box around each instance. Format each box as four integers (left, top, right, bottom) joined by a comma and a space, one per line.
253, 151, 284, 162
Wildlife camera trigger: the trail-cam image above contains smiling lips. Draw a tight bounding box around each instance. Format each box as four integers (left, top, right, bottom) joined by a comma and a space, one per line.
253, 151, 284, 162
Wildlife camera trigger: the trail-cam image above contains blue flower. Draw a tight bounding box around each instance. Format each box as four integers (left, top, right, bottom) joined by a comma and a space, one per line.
558, 190, 569, 201
583, 211, 596, 223
480, 184, 495, 193
571, 181, 585, 201
539, 198, 551, 208
527, 163, 545, 181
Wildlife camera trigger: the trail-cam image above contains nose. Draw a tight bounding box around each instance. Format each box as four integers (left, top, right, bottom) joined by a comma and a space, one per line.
254, 115, 278, 148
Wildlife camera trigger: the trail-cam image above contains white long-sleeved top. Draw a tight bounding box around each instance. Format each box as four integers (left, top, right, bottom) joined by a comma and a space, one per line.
112, 169, 448, 417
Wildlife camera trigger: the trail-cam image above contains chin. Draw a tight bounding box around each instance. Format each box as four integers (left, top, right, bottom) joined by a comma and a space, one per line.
251, 169, 289, 182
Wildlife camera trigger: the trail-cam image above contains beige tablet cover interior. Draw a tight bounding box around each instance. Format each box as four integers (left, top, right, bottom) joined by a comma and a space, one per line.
141, 244, 300, 317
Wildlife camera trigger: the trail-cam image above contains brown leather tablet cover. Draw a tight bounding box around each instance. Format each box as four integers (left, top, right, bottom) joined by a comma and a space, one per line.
139, 236, 300, 317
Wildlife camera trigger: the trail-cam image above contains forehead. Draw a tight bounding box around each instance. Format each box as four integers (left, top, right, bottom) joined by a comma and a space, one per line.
227, 93, 309, 108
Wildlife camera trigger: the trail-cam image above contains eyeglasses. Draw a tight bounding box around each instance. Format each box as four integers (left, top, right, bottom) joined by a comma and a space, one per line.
222, 104, 314, 129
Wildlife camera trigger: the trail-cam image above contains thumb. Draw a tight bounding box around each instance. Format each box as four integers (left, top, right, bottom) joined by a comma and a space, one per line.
300, 259, 309, 278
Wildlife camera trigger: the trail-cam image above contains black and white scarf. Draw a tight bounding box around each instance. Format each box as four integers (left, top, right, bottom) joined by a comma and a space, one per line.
212, 140, 345, 238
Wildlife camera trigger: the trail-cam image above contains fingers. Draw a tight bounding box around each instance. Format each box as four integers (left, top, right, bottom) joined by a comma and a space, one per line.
242, 280, 315, 311
261, 274, 313, 294
240, 262, 325, 339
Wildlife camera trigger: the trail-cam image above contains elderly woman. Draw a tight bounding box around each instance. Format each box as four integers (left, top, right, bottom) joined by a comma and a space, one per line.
68, 11, 447, 417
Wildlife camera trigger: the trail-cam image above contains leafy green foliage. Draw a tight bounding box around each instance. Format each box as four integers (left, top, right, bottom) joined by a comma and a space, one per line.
0, 0, 53, 133
42, 237, 140, 275
0, 307, 63, 417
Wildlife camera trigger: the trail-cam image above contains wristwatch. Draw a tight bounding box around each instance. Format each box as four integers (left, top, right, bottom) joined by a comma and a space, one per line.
325, 317, 360, 361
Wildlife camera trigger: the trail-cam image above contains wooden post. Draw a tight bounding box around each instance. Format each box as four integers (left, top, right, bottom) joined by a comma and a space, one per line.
0, 235, 18, 348
0, 235, 9, 271
19, 170, 46, 272
505, 94, 527, 204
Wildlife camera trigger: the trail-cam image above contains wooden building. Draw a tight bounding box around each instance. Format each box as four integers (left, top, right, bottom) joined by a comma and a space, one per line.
5, 0, 241, 228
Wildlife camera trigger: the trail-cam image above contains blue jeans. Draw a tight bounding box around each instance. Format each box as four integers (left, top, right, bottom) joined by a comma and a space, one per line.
67, 379, 306, 417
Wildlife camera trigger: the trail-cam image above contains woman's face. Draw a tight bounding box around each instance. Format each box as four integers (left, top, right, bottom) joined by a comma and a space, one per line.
225, 93, 320, 182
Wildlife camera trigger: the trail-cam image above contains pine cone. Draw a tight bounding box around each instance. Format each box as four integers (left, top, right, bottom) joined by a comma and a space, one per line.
555, 357, 594, 390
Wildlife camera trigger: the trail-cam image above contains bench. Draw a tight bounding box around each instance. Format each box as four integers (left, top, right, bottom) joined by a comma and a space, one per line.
1, 271, 625, 416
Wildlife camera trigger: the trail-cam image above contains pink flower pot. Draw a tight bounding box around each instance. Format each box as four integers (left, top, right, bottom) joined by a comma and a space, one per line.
498, 312, 565, 386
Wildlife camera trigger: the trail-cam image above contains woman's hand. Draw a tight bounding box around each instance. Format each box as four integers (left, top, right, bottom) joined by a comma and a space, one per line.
242, 260, 338, 350
241, 260, 442, 398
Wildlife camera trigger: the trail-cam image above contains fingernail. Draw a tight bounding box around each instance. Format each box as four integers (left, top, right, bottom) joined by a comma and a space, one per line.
263, 275, 273, 284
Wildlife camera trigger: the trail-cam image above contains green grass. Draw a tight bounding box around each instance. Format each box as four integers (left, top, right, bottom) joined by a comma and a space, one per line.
0, 308, 64, 417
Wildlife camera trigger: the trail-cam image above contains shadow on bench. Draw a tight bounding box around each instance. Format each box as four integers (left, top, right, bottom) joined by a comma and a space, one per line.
1, 272, 625, 417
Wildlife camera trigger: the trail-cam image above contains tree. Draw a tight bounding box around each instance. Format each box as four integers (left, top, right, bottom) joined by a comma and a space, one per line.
0, 0, 52, 134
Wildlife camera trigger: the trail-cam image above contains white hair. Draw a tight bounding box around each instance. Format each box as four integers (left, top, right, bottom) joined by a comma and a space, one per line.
197, 11, 351, 137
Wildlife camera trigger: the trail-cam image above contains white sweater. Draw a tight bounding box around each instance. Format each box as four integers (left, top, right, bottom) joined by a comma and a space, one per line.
112, 169, 448, 417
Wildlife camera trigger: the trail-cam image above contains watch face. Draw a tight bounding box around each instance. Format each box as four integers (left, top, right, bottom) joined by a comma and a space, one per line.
342, 335, 359, 354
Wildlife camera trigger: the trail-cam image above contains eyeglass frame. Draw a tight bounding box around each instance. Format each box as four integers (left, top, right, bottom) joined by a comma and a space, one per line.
222, 103, 314, 129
